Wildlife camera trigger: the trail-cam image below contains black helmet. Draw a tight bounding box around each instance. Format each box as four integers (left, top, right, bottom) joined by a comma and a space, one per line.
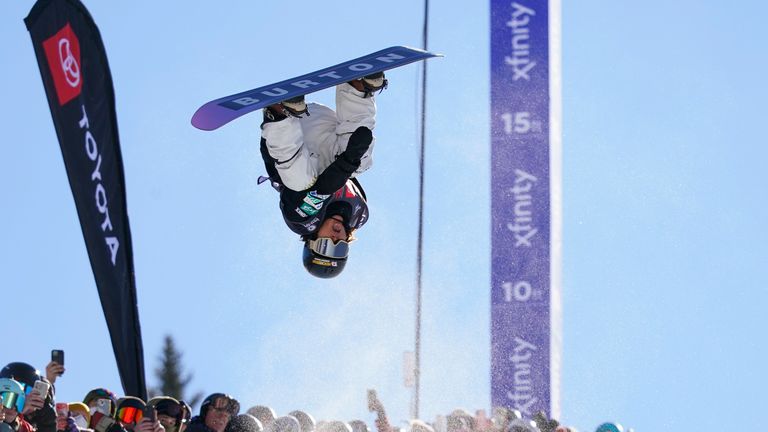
0, 362, 41, 389
200, 393, 240, 420
148, 396, 184, 425
115, 397, 146, 426
179, 400, 192, 423
302, 238, 349, 279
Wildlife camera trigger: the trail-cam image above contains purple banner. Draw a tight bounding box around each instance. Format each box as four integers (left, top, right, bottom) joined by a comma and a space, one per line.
490, 0, 551, 418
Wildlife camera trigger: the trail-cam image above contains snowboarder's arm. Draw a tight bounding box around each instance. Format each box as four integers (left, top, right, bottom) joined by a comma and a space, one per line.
313, 126, 372, 194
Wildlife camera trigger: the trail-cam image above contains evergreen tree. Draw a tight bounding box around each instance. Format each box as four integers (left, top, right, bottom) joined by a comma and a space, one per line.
152, 335, 203, 409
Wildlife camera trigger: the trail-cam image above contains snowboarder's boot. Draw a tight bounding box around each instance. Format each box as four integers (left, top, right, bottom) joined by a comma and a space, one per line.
264, 95, 309, 122
348, 72, 388, 97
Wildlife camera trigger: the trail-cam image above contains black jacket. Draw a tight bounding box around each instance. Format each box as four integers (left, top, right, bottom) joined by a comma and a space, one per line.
280, 178, 368, 236
260, 127, 371, 236
185, 417, 216, 432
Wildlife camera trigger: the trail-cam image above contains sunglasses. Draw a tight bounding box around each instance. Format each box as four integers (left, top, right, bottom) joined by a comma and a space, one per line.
308, 237, 349, 258
1, 391, 25, 413
116, 406, 144, 424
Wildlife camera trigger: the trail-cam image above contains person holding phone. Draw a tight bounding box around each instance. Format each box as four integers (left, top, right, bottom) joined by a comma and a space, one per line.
54, 403, 89, 432
114, 397, 145, 431
148, 397, 187, 432
0, 362, 55, 432
83, 387, 119, 421
45, 351, 65, 385
1, 378, 35, 432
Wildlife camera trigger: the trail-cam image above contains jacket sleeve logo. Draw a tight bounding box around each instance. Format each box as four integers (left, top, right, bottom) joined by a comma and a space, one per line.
42, 23, 82, 106
298, 191, 329, 216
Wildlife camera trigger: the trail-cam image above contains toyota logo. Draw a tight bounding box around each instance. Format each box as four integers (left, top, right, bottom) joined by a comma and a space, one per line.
58, 37, 80, 87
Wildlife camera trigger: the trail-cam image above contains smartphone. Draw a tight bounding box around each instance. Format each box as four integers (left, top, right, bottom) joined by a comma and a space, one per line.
33, 380, 50, 398
51, 350, 65, 366
55, 403, 69, 417
95, 398, 112, 415
143, 406, 157, 423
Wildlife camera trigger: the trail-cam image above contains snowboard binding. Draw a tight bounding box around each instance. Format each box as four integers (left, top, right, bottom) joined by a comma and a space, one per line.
348, 72, 388, 98
264, 95, 309, 122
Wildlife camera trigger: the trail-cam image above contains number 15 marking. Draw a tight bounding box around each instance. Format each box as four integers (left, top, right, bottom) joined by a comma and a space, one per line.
501, 112, 531, 134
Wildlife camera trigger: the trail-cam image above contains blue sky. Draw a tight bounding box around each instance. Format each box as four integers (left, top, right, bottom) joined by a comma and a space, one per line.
2, 1, 767, 431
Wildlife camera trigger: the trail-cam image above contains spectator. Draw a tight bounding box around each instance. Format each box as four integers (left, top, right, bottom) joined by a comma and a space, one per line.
0, 377, 35, 432
288, 411, 314, 432
187, 394, 239, 432
533, 411, 559, 432
148, 397, 187, 432
225, 415, 262, 432
491, 407, 521, 432
44, 362, 65, 387
594, 423, 622, 432
0, 362, 55, 432
56, 414, 81, 432
365, 391, 390, 432
508, 418, 540, 432
315, 421, 350, 432
2, 356, 627, 432
115, 397, 146, 431
83, 388, 119, 419
178, 401, 192, 432
245, 407, 275, 429
473, 410, 491, 432
67, 402, 92, 429
446, 410, 473, 432
408, 420, 433, 432
347, 420, 367, 432
266, 416, 300, 432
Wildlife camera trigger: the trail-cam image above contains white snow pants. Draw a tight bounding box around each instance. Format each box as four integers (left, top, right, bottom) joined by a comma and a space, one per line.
262, 84, 377, 192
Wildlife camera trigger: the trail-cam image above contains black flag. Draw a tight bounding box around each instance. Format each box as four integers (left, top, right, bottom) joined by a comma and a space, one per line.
24, 0, 147, 399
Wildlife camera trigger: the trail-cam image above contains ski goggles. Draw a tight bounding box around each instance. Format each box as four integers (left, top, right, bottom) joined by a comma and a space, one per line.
116, 398, 147, 425
1, 391, 25, 413
116, 406, 144, 424
308, 237, 349, 259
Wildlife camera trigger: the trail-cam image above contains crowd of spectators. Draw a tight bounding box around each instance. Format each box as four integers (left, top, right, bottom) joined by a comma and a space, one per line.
0, 361, 629, 432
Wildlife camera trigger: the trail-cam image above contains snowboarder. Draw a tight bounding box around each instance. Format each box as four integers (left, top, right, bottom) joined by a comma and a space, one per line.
259, 72, 387, 278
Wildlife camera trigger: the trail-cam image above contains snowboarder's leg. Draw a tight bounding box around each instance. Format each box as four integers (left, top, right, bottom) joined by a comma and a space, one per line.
335, 79, 380, 176
299, 102, 342, 171
261, 113, 317, 192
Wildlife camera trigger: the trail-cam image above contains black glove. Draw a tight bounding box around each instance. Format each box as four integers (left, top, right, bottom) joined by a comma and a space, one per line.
342, 126, 373, 164
27, 402, 57, 432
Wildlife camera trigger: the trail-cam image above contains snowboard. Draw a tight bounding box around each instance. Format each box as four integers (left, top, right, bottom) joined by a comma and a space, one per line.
191, 46, 442, 131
